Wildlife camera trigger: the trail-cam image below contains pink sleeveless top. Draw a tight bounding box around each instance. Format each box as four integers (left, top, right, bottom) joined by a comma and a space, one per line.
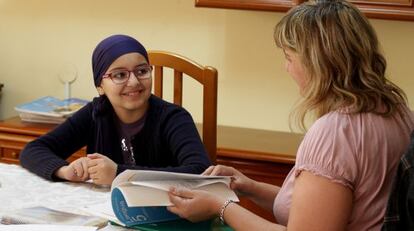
273, 107, 414, 230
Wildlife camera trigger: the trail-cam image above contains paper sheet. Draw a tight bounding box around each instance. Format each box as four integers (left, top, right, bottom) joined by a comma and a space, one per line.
0, 224, 97, 231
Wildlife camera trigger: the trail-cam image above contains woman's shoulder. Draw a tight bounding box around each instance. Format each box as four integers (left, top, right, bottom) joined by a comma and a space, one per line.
303, 111, 354, 148
310, 108, 387, 132
308, 110, 353, 133
296, 111, 361, 189
315, 106, 414, 132
300, 107, 413, 167
299, 111, 363, 164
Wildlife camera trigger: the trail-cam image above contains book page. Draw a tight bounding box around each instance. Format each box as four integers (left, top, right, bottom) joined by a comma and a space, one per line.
0, 206, 107, 227
130, 178, 230, 191
81, 202, 123, 227
112, 170, 232, 190
120, 181, 238, 207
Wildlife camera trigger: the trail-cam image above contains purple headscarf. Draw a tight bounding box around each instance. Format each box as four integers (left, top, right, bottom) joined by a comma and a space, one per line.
92, 34, 149, 87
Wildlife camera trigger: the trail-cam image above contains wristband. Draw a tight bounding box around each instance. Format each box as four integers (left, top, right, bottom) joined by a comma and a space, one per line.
219, 199, 235, 224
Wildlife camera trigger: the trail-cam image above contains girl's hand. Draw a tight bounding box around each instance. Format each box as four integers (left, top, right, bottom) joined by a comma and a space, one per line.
203, 165, 256, 196
167, 187, 225, 222
55, 157, 90, 182
87, 153, 117, 186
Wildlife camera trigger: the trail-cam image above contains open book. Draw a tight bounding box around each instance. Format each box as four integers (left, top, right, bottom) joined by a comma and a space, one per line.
110, 170, 239, 227
15, 96, 89, 123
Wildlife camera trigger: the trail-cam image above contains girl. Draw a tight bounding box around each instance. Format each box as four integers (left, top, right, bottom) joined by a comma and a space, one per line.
20, 34, 210, 185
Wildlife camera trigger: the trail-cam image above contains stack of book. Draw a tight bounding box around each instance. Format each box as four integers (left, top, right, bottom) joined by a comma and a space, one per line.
15, 96, 89, 124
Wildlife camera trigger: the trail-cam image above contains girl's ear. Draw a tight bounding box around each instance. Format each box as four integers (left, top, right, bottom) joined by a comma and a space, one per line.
96, 87, 105, 96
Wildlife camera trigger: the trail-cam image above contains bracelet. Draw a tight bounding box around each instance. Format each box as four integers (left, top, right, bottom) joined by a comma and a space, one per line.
219, 199, 235, 224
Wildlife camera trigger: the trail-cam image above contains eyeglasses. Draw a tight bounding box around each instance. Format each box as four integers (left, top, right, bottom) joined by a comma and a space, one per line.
102, 65, 152, 85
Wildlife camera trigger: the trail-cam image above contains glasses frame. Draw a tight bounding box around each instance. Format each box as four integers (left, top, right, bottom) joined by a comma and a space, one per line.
102, 65, 153, 85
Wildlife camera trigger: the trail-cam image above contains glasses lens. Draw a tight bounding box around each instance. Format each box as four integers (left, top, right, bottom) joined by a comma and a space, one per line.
133, 66, 152, 79
110, 70, 129, 84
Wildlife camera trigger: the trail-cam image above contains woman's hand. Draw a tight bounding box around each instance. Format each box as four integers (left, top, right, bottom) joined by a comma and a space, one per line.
167, 187, 225, 222
87, 153, 117, 186
55, 157, 90, 182
203, 165, 256, 196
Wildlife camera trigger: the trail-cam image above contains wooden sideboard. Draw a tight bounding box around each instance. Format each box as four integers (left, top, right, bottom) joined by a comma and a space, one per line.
0, 116, 302, 221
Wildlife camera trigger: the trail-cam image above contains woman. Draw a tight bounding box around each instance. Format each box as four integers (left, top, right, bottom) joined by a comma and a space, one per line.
167, 1, 414, 230
20, 34, 210, 186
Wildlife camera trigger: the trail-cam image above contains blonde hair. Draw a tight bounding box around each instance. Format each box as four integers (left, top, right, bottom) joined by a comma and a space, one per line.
274, 0, 407, 130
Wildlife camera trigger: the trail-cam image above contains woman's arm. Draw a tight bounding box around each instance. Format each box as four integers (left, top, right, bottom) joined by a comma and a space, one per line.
247, 181, 280, 211
168, 187, 285, 231
217, 177, 350, 231
222, 202, 286, 231
287, 171, 353, 231
168, 170, 352, 231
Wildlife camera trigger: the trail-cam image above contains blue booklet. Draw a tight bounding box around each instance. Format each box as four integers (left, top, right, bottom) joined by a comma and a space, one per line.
15, 96, 89, 118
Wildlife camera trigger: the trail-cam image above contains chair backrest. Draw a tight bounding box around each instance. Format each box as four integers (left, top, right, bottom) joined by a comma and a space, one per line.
148, 50, 218, 163
382, 131, 414, 230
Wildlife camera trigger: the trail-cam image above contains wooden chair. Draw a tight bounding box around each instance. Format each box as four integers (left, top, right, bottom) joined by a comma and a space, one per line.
148, 51, 218, 163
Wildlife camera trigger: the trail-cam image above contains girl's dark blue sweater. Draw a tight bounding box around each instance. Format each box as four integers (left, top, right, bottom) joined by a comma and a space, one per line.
20, 95, 211, 181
